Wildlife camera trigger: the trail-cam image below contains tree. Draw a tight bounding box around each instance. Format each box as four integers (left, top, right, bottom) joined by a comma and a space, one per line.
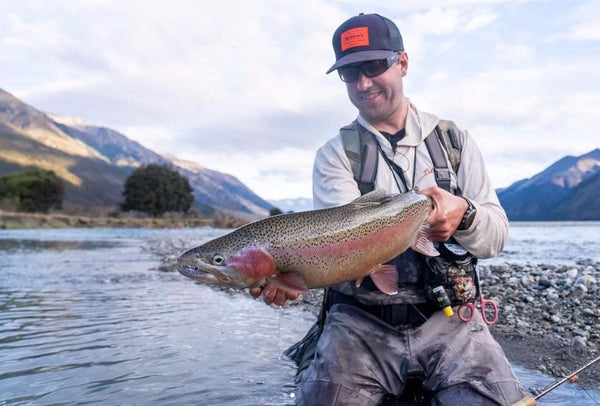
0, 170, 64, 213
269, 207, 283, 216
121, 164, 194, 217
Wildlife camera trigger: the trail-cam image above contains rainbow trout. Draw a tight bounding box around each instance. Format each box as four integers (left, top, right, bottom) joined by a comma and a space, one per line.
177, 189, 438, 295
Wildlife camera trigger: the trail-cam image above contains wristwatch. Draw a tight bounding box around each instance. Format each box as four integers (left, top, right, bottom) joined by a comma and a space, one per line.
457, 197, 476, 230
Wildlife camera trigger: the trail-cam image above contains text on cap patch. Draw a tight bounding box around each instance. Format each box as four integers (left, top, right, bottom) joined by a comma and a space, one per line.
341, 27, 369, 52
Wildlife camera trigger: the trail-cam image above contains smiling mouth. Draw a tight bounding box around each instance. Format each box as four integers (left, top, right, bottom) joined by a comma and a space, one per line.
360, 91, 382, 100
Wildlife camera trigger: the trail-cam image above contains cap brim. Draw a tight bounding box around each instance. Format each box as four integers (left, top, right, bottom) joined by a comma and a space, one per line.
326, 50, 397, 74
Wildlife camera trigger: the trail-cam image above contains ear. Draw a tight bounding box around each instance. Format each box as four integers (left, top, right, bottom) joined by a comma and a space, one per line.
399, 52, 408, 76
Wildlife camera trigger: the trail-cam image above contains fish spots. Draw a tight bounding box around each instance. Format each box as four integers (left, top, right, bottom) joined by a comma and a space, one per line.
178, 191, 434, 291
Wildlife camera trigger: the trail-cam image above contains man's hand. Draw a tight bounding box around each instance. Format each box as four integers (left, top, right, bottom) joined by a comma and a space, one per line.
418, 186, 469, 241
249, 284, 301, 306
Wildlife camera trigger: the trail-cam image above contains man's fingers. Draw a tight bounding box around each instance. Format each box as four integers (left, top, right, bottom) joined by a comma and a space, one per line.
249, 284, 301, 306
272, 289, 288, 306
286, 290, 301, 301
262, 284, 277, 304
249, 286, 262, 299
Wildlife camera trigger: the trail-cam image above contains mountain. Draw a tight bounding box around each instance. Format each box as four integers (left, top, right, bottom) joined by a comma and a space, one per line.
0, 88, 274, 218
497, 149, 600, 221
270, 197, 313, 213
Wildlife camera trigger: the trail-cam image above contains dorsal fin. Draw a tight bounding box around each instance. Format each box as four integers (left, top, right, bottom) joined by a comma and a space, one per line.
349, 189, 390, 207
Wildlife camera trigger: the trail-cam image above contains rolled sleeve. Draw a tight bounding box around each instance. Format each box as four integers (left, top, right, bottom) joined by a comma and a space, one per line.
453, 130, 508, 259
312, 138, 361, 210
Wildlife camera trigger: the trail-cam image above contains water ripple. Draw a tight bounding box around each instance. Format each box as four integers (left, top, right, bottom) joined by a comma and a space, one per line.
1, 227, 598, 405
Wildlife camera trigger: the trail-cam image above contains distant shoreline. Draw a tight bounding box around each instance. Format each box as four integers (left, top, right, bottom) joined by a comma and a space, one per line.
0, 210, 214, 229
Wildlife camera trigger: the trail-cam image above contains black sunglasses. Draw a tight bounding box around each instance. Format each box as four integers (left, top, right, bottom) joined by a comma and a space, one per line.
338, 53, 400, 83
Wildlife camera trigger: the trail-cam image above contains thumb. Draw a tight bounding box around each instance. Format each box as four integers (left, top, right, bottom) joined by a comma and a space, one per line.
249, 286, 263, 299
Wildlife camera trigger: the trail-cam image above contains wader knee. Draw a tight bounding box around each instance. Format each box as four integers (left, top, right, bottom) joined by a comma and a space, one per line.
432, 381, 524, 406
295, 380, 381, 406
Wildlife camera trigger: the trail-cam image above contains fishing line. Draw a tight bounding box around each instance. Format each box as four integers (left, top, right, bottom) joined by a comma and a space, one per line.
582, 387, 600, 405
525, 354, 600, 405
276, 305, 284, 358
410, 303, 430, 323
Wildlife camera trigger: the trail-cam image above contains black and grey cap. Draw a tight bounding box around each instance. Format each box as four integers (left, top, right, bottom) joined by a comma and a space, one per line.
326, 13, 404, 74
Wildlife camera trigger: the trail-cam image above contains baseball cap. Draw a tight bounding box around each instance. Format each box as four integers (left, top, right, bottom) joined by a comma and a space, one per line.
326, 13, 404, 74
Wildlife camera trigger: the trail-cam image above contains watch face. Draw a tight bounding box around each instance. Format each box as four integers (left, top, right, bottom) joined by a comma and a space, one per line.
443, 242, 468, 256
464, 211, 475, 229
458, 199, 476, 230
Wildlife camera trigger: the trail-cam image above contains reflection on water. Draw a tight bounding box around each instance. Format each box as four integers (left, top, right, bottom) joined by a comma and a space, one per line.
0, 284, 309, 405
0, 228, 312, 405
0, 238, 124, 252
0, 228, 599, 405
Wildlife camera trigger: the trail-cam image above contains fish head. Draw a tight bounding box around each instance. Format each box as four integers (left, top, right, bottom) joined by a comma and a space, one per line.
177, 242, 276, 289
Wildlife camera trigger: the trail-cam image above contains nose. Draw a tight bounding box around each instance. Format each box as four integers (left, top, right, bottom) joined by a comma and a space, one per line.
354, 72, 373, 91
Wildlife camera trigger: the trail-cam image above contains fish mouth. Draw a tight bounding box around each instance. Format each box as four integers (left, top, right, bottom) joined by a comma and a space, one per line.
177, 264, 233, 285
177, 252, 233, 285
178, 264, 209, 278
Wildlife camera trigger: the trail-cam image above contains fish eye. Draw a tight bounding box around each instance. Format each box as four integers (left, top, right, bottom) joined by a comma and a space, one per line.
212, 254, 225, 266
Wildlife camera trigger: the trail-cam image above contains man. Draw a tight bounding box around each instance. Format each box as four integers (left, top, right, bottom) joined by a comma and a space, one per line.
253, 13, 525, 405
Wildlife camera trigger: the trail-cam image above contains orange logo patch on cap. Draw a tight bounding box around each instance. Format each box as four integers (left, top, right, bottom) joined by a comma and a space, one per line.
341, 27, 369, 52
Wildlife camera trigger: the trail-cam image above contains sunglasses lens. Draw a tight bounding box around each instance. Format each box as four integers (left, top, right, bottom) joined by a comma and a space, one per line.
338, 67, 359, 83
362, 60, 388, 78
338, 55, 397, 83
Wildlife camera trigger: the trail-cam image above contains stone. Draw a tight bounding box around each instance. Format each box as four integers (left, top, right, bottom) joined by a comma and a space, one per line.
571, 336, 587, 352
538, 279, 552, 288
572, 284, 588, 298
567, 268, 579, 280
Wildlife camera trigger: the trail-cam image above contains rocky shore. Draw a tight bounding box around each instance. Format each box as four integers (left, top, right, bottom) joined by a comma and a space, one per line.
479, 261, 599, 384
154, 239, 599, 388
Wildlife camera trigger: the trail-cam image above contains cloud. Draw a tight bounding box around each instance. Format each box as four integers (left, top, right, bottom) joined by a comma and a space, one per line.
1, 0, 598, 200
180, 147, 316, 201
564, 0, 600, 41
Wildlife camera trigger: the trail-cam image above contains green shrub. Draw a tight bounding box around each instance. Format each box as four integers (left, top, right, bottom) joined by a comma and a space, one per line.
0, 170, 65, 213
121, 164, 194, 217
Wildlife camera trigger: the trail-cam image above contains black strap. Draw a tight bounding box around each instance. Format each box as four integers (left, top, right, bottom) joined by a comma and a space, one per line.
424, 126, 452, 193
328, 290, 437, 327
356, 124, 379, 195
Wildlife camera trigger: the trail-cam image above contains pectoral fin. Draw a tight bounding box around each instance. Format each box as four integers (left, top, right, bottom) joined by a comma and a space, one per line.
370, 264, 398, 295
411, 223, 439, 257
266, 271, 309, 294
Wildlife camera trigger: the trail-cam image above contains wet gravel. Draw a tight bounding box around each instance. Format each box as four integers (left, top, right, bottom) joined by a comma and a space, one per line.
479, 260, 599, 382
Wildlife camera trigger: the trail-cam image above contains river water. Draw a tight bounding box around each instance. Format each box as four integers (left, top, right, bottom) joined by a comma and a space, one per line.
1, 224, 599, 405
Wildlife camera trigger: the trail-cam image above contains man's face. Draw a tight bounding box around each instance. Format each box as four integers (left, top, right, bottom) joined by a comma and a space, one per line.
344, 52, 408, 129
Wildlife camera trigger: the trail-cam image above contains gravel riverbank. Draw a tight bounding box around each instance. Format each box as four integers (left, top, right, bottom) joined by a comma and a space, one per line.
479, 261, 599, 385
154, 239, 600, 387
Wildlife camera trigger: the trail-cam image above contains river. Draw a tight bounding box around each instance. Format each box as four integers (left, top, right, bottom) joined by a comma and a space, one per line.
1, 224, 599, 405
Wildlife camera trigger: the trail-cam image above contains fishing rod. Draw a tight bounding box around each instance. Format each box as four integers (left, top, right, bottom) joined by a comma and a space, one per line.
510, 354, 600, 406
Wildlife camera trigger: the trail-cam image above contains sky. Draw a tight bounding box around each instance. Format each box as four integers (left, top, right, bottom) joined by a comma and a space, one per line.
1, 0, 599, 201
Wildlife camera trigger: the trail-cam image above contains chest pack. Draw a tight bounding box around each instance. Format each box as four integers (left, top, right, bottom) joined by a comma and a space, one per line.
284, 120, 477, 378
340, 119, 461, 194
340, 120, 478, 308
